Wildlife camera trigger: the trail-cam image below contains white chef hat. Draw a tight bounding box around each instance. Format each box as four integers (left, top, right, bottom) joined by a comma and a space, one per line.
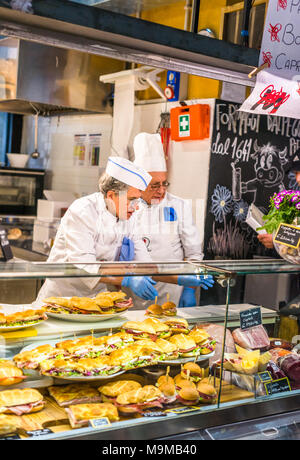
133, 132, 167, 172
106, 156, 152, 191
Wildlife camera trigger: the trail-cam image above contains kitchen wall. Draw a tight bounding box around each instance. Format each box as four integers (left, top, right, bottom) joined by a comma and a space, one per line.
21, 98, 215, 242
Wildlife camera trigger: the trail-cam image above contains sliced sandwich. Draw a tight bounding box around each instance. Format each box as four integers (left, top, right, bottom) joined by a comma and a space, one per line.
164, 318, 189, 334
181, 362, 203, 383
155, 338, 179, 360
0, 361, 26, 386
13, 344, 68, 370
0, 389, 45, 415
105, 332, 135, 352
120, 321, 157, 341
109, 343, 160, 370
0, 309, 47, 327
55, 335, 108, 359
196, 382, 218, 405
168, 334, 199, 358
115, 385, 164, 415
188, 328, 216, 355
95, 291, 133, 313
98, 380, 142, 403
48, 384, 102, 407
65, 403, 119, 428
40, 356, 118, 378
143, 318, 171, 339
43, 297, 101, 315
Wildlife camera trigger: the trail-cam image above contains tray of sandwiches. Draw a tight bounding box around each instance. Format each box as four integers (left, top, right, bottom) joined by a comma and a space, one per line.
42, 291, 133, 322
0, 307, 48, 332
11, 318, 216, 382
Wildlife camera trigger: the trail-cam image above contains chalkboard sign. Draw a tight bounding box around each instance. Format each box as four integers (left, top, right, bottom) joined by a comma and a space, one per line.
274, 223, 300, 249
0, 226, 13, 261
264, 378, 291, 395
240, 307, 262, 330
257, 371, 272, 383
204, 99, 300, 260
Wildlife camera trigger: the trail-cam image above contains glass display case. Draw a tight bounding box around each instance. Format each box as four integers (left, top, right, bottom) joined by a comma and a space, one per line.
0, 259, 299, 440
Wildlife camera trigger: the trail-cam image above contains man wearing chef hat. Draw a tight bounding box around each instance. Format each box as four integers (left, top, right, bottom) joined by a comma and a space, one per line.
132, 132, 214, 308
36, 156, 160, 302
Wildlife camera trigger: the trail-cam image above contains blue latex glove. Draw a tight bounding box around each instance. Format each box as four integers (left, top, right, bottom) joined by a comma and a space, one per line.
122, 276, 158, 301
178, 274, 215, 290
119, 237, 135, 261
179, 287, 197, 308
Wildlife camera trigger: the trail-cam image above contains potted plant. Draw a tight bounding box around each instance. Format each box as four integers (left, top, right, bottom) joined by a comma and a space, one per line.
259, 190, 300, 264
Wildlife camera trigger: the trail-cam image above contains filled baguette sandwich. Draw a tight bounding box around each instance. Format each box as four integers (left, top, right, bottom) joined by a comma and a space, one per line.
115, 385, 164, 415
40, 356, 120, 378
143, 318, 171, 339
120, 321, 157, 341
0, 360, 26, 386
13, 344, 68, 370
0, 308, 47, 327
188, 328, 216, 355
0, 389, 45, 415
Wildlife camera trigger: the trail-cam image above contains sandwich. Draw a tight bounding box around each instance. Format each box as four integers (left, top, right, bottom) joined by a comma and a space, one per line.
174, 374, 197, 391
181, 362, 203, 383
115, 385, 164, 415
55, 335, 108, 359
105, 332, 135, 352
145, 304, 163, 318
109, 343, 160, 370
168, 334, 199, 358
176, 386, 200, 406
188, 329, 216, 355
196, 382, 217, 405
120, 321, 157, 341
48, 384, 102, 407
0, 360, 26, 386
157, 374, 175, 388
43, 297, 102, 315
0, 309, 47, 327
13, 344, 68, 370
98, 380, 142, 403
0, 414, 20, 436
65, 403, 119, 428
156, 376, 177, 405
155, 338, 179, 360
40, 356, 119, 378
143, 318, 171, 339
161, 301, 177, 317
164, 318, 189, 334
0, 389, 45, 415
95, 291, 133, 313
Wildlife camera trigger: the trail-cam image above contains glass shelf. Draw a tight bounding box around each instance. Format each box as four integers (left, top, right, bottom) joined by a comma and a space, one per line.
0, 259, 300, 280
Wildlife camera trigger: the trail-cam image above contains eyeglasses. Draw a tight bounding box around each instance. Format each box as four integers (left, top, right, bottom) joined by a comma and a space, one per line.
149, 181, 170, 191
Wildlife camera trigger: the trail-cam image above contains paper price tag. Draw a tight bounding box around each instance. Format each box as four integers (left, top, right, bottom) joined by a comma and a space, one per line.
89, 417, 110, 429
142, 411, 167, 418
26, 428, 53, 437
165, 406, 201, 415
240, 307, 262, 330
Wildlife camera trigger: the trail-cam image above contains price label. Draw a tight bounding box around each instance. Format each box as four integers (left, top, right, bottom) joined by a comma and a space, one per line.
257, 371, 272, 383
165, 406, 201, 415
264, 378, 291, 396
142, 411, 167, 418
240, 307, 262, 330
0, 434, 21, 440
89, 417, 110, 429
26, 428, 53, 437
274, 223, 300, 249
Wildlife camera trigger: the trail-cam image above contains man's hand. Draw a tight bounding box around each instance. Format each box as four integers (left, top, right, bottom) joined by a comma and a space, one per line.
257, 233, 274, 249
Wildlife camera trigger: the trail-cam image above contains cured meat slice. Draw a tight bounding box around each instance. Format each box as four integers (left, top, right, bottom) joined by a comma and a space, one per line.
232, 325, 270, 350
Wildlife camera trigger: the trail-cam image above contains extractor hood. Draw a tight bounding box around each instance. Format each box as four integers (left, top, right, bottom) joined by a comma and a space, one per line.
0, 37, 116, 115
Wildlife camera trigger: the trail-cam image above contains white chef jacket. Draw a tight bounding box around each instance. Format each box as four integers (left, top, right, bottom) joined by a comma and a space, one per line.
129, 192, 204, 309
35, 192, 152, 302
